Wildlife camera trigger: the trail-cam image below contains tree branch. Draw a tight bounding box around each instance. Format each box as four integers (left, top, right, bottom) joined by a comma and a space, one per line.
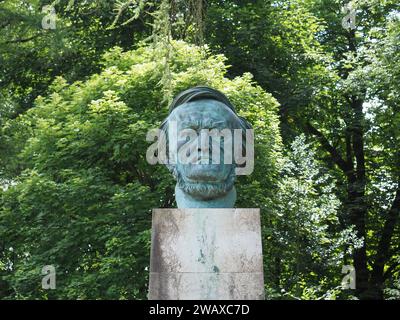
350, 97, 366, 182
2, 33, 42, 45
373, 180, 400, 283
305, 122, 353, 177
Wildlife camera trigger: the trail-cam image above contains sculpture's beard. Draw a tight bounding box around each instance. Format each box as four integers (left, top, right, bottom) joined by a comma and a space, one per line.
173, 167, 236, 200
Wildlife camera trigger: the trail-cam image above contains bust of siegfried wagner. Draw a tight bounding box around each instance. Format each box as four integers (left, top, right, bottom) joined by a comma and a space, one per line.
159, 86, 253, 208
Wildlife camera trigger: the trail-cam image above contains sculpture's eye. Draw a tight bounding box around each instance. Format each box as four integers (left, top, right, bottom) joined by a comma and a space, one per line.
180, 120, 200, 131
177, 128, 198, 151
204, 120, 227, 130
177, 136, 190, 149
189, 125, 200, 132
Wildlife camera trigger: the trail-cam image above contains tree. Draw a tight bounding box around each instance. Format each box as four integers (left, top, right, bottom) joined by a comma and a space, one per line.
204, 0, 400, 299
2, 0, 399, 300
265, 135, 362, 299
0, 41, 282, 299
0, 0, 152, 117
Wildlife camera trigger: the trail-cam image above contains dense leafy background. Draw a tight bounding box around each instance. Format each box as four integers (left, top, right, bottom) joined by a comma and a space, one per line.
0, 40, 282, 299
1, 0, 399, 300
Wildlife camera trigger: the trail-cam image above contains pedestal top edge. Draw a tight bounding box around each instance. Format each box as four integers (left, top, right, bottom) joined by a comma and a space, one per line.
152, 208, 260, 214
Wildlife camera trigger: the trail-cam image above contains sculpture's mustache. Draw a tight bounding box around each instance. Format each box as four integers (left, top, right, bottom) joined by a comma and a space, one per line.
178, 167, 233, 182
175, 166, 236, 200
179, 163, 232, 182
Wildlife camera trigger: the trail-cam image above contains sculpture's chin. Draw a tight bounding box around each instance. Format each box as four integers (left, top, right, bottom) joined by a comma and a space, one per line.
180, 183, 232, 200
175, 184, 237, 208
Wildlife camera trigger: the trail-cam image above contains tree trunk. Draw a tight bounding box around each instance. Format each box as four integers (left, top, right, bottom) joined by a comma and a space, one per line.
369, 182, 400, 299
347, 97, 370, 299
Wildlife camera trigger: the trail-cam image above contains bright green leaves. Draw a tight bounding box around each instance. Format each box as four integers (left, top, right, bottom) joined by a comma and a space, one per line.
0, 40, 282, 299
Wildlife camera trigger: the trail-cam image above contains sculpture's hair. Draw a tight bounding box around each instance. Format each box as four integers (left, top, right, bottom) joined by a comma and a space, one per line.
160, 86, 252, 132
168, 86, 236, 113
160, 86, 252, 197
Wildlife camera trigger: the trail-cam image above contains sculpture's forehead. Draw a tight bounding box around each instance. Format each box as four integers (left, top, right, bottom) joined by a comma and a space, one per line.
169, 99, 237, 123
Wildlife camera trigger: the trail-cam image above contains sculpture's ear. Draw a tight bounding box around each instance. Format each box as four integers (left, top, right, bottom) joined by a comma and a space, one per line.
238, 116, 252, 130
159, 118, 168, 136
233, 115, 254, 176
238, 116, 252, 154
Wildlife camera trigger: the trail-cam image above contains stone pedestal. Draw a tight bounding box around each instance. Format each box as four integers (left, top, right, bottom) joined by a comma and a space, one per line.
148, 208, 264, 300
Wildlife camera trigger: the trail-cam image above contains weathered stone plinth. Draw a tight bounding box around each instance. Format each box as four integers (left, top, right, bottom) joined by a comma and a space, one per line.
148, 208, 264, 300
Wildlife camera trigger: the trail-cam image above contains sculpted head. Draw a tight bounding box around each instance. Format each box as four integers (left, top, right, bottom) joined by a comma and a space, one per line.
160, 86, 252, 208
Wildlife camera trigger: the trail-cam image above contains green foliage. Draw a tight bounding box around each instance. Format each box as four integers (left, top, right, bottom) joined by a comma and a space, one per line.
1, 0, 399, 300
205, 0, 400, 299
0, 41, 282, 299
0, 0, 152, 116
265, 135, 361, 299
